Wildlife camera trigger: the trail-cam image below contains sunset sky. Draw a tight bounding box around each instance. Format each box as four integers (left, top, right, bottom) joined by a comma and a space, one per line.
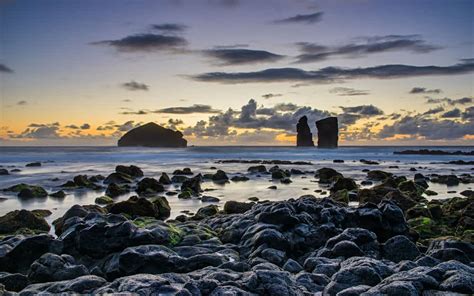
0, 0, 473, 146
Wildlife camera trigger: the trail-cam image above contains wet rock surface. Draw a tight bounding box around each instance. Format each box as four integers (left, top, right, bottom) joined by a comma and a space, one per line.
0, 194, 471, 295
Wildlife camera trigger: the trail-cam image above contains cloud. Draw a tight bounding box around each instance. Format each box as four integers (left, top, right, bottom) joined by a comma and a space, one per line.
377, 114, 473, 140
17, 100, 28, 106
340, 105, 384, 116
120, 110, 149, 115
409, 87, 442, 94
13, 123, 61, 139
426, 97, 473, 105
190, 60, 474, 84
154, 104, 221, 114
0, 64, 13, 73
330, 87, 370, 96
261, 93, 282, 99
422, 106, 444, 115
202, 48, 284, 65
273, 12, 323, 24
184, 99, 331, 138
441, 108, 461, 118
80, 123, 91, 130
462, 106, 474, 121
151, 23, 188, 33
65, 124, 80, 129
92, 33, 187, 53
294, 35, 440, 63
121, 81, 149, 91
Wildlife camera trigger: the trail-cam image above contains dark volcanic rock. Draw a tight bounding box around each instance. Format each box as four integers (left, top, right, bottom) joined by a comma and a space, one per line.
27, 253, 89, 283
107, 196, 169, 219
115, 165, 143, 178
296, 116, 314, 147
316, 117, 338, 148
117, 122, 187, 147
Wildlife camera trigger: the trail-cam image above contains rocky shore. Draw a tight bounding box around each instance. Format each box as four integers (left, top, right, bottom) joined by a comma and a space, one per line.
0, 163, 473, 295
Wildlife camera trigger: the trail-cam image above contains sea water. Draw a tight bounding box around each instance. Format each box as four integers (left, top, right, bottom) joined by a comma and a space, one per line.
0, 146, 472, 226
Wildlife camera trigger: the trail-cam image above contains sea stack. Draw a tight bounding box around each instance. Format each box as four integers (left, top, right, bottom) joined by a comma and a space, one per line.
118, 122, 187, 147
296, 116, 314, 147
316, 117, 338, 148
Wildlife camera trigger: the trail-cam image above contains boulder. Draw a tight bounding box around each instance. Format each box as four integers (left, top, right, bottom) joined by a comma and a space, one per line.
95, 196, 114, 205
118, 122, 187, 147
0, 210, 50, 234
115, 165, 143, 178
382, 235, 420, 263
105, 183, 129, 198
27, 253, 89, 283
0, 234, 58, 273
159, 172, 171, 184
296, 115, 314, 147
316, 117, 338, 148
107, 196, 169, 219
212, 170, 229, 182
224, 200, 254, 214
49, 190, 66, 198
136, 177, 164, 195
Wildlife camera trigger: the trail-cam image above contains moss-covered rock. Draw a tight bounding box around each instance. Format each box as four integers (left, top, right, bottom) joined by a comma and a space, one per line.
95, 196, 114, 205
331, 189, 349, 204
0, 209, 50, 234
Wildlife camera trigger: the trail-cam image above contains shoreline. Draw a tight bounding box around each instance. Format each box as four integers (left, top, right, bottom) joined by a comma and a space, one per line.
0, 156, 473, 294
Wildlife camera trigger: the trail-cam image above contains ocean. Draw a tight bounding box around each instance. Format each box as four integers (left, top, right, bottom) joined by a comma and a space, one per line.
0, 146, 472, 228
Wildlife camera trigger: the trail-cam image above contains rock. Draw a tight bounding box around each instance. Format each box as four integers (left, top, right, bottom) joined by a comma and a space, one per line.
136, 177, 164, 195
118, 122, 187, 147
105, 183, 129, 198
231, 175, 249, 182
0, 234, 57, 273
260, 248, 286, 266
193, 205, 219, 220
95, 196, 114, 205
315, 167, 342, 183
103, 172, 133, 184
283, 259, 303, 273
460, 189, 474, 198
382, 235, 420, 263
31, 209, 52, 218
201, 196, 220, 202
19, 275, 107, 294
27, 253, 89, 283
367, 170, 393, 181
0, 210, 50, 234
0, 272, 28, 292
173, 168, 193, 175
316, 117, 338, 148
324, 257, 393, 294
115, 165, 143, 178
439, 270, 474, 294
73, 175, 92, 187
224, 200, 254, 214
107, 196, 169, 219
330, 177, 357, 192
248, 165, 267, 173
52, 204, 107, 235
159, 172, 171, 184
49, 190, 66, 198
4, 184, 48, 198
26, 162, 41, 167
181, 175, 202, 195
212, 170, 229, 182
0, 169, 8, 175
296, 115, 314, 147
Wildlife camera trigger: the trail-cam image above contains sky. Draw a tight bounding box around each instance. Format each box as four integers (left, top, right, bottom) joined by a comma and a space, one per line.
0, 0, 473, 146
